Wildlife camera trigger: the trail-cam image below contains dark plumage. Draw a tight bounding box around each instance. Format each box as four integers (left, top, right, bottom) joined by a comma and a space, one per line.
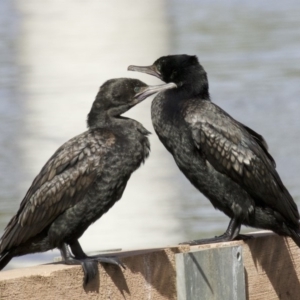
0, 78, 177, 283
128, 55, 300, 246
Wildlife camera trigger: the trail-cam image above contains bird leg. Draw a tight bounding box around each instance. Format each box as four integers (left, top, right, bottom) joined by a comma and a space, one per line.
60, 243, 98, 285
61, 240, 125, 285
69, 240, 125, 268
180, 218, 249, 245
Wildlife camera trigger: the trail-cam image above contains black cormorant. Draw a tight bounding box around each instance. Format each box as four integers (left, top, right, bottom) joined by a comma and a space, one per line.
128, 55, 300, 247
0, 78, 177, 283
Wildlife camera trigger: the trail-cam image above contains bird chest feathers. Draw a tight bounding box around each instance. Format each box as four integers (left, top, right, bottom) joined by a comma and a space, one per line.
112, 126, 150, 170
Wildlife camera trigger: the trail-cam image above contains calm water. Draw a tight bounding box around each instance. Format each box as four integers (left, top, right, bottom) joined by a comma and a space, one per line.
0, 0, 299, 268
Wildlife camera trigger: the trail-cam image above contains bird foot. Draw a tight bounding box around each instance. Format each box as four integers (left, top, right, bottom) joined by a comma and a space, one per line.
234, 234, 253, 241
179, 232, 253, 246
87, 254, 126, 269
63, 254, 124, 285
179, 233, 234, 246
63, 255, 98, 285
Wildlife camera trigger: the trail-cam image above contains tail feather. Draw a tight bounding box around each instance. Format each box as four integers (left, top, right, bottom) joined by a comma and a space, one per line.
290, 229, 300, 248
0, 251, 13, 271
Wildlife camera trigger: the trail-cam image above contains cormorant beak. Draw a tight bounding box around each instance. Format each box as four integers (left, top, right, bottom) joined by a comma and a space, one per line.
134, 82, 177, 103
128, 64, 162, 80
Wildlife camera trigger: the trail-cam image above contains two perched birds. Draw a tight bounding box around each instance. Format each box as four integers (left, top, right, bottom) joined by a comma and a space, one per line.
1, 55, 299, 284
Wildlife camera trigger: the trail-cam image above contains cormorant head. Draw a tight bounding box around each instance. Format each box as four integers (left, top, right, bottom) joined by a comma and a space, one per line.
87, 78, 176, 127
128, 55, 209, 98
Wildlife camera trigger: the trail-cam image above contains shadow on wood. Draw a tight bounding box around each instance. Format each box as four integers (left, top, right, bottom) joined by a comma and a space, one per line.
103, 263, 130, 298
244, 233, 300, 299
124, 248, 178, 299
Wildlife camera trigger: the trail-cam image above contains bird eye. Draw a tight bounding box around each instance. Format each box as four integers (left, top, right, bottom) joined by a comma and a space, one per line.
134, 87, 141, 93
157, 60, 165, 72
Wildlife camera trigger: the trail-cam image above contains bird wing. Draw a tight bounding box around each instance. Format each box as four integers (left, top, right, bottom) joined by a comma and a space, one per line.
0, 130, 113, 252
187, 101, 298, 224
236, 122, 276, 168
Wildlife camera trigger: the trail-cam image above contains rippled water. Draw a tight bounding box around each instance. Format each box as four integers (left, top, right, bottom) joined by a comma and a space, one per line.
0, 0, 299, 268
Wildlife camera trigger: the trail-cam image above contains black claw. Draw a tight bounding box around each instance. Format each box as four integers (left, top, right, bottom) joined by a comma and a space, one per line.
81, 260, 98, 285
234, 234, 253, 241
60, 242, 125, 286
89, 254, 126, 269
180, 218, 244, 245
179, 234, 231, 246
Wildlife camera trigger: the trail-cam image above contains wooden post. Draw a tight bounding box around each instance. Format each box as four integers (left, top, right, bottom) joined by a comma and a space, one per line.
176, 246, 246, 300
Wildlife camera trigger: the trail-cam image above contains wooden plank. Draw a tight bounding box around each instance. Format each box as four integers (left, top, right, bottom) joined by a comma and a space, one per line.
0, 232, 300, 299
0, 246, 189, 300
190, 232, 300, 300
176, 245, 245, 300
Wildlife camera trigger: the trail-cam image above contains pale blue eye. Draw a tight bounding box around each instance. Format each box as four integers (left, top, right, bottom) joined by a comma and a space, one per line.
134, 87, 141, 93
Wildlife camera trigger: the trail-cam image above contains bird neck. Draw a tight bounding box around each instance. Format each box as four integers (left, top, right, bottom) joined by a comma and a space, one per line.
87, 107, 135, 129
178, 68, 210, 100
87, 109, 109, 128
87, 94, 132, 128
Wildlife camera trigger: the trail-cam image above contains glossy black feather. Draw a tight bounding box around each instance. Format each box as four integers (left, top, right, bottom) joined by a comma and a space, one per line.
0, 78, 158, 271
129, 54, 300, 245
186, 100, 298, 225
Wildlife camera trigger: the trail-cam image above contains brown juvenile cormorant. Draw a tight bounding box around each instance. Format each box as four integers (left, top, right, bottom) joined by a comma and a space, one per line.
128, 55, 300, 247
0, 78, 177, 283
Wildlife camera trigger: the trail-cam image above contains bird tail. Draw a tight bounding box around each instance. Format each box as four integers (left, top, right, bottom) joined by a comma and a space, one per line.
0, 251, 13, 271
290, 229, 300, 248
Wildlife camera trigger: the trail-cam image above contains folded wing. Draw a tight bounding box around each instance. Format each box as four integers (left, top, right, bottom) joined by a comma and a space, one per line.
0, 130, 109, 252
187, 101, 298, 225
